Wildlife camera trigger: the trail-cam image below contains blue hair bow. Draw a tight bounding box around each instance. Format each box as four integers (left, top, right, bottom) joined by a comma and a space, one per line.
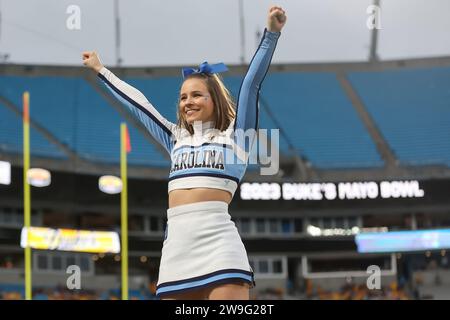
182, 61, 228, 79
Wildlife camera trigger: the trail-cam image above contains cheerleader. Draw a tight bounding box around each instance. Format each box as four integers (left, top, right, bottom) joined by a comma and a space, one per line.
83, 6, 286, 300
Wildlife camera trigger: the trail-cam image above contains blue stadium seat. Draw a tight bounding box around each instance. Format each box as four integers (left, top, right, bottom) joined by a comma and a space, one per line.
77, 79, 169, 166
0, 75, 169, 167
258, 72, 384, 169
0, 101, 66, 158
348, 67, 450, 167
7, 67, 447, 170
0, 283, 25, 297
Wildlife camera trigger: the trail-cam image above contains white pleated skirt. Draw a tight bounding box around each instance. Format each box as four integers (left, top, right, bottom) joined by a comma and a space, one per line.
156, 201, 254, 298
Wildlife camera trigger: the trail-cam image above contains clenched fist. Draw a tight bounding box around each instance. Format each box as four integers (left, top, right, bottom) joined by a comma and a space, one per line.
267, 6, 287, 33
82, 51, 103, 73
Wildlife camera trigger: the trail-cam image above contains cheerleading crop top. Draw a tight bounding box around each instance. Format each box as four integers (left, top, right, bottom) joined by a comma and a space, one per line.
97, 29, 280, 197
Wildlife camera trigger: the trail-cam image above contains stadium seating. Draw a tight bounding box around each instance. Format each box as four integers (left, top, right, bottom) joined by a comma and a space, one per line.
0, 75, 169, 166
0, 101, 66, 158
2, 67, 449, 169
348, 67, 450, 167
260, 72, 384, 168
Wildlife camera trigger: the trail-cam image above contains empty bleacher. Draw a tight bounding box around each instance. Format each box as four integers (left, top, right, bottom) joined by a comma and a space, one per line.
261, 72, 384, 168
0, 75, 169, 167
0, 101, 66, 158
348, 67, 450, 167
1, 66, 449, 170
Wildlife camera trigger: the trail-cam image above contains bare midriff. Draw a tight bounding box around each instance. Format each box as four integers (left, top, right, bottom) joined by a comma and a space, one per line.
168, 188, 232, 208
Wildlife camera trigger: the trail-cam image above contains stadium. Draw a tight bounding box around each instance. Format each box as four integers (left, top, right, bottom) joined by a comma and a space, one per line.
0, 1, 450, 301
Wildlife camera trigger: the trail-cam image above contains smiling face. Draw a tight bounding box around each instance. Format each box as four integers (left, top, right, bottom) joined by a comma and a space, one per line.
177, 73, 236, 135
179, 78, 215, 125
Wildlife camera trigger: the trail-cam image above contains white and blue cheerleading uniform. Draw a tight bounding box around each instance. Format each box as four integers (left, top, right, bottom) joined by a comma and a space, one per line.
97, 29, 280, 297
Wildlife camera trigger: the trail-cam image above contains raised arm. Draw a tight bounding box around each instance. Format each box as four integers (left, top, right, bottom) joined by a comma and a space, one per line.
234, 6, 286, 132
82, 51, 176, 154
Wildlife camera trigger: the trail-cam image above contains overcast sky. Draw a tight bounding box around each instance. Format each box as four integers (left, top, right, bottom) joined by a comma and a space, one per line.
1, 0, 449, 67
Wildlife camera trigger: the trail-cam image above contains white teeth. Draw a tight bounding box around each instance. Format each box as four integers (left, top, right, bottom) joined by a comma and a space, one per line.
186, 110, 198, 115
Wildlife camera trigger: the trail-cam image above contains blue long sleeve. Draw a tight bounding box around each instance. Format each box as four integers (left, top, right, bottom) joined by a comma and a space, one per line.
234, 29, 280, 132
97, 67, 176, 154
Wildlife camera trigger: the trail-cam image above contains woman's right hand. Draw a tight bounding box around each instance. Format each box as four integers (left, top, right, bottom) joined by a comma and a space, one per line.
82, 51, 103, 73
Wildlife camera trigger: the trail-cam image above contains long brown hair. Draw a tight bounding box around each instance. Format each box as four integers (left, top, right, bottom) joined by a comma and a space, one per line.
177, 73, 236, 135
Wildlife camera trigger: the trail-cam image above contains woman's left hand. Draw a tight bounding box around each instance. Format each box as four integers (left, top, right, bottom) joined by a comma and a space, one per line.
267, 6, 287, 33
